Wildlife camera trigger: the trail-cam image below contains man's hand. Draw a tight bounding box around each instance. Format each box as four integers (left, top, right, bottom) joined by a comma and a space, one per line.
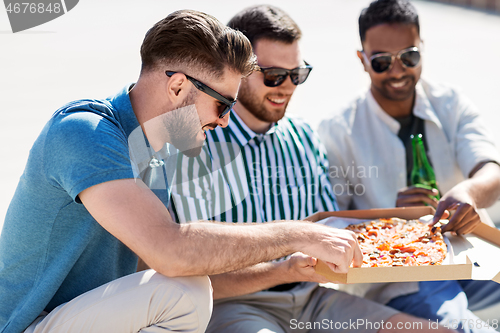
396, 185, 439, 208
431, 162, 500, 234
283, 252, 332, 284
210, 252, 334, 299
300, 225, 363, 273
431, 183, 480, 235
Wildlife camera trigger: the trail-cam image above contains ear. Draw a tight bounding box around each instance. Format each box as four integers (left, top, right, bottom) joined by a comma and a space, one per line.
166, 72, 190, 106
357, 50, 368, 73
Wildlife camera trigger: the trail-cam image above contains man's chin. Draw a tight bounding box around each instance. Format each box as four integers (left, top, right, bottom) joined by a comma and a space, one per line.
253, 107, 287, 124
386, 93, 411, 101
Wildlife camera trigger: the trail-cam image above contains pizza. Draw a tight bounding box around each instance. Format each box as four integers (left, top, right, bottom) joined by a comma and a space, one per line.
345, 218, 447, 267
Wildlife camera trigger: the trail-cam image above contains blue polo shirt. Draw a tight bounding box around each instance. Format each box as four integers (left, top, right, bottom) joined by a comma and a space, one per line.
0, 85, 174, 333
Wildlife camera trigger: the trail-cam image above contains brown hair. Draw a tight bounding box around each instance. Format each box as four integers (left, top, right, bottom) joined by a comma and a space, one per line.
140, 10, 257, 78
227, 5, 301, 46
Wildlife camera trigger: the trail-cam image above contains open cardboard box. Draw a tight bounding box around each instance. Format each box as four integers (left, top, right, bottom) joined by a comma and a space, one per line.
306, 207, 500, 285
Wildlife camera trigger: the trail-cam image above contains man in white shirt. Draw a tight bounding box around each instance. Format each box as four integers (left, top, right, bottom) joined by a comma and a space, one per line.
318, 0, 500, 331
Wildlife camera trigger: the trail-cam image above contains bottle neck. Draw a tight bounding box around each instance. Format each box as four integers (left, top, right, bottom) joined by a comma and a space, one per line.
412, 138, 428, 168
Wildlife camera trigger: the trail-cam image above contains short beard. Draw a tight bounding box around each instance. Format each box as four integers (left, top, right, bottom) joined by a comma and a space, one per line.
237, 82, 288, 124
163, 89, 204, 157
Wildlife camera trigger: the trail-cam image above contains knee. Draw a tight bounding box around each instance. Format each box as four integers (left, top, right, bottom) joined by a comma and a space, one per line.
149, 272, 213, 331
177, 275, 213, 328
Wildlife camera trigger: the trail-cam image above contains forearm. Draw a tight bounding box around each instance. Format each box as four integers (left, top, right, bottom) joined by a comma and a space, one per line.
153, 221, 312, 277
210, 261, 291, 299
80, 178, 358, 279
464, 162, 500, 208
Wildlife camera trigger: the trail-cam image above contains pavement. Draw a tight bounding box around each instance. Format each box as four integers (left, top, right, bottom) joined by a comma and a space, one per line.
1, 0, 500, 232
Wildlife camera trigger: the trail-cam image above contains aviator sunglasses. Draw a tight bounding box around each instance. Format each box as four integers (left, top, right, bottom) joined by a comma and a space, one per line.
258, 61, 313, 87
362, 47, 421, 73
166, 71, 236, 119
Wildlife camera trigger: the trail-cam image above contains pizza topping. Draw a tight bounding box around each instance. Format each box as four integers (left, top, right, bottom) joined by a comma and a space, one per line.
346, 218, 447, 267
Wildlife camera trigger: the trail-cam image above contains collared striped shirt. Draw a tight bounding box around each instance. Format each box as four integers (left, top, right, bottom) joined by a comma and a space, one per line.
170, 111, 338, 223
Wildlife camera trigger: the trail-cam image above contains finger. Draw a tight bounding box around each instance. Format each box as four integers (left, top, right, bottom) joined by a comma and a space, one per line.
433, 200, 450, 225
429, 208, 451, 227
310, 257, 318, 266
456, 219, 480, 235
446, 204, 474, 233
453, 209, 480, 235
295, 255, 314, 268
352, 241, 363, 268
301, 256, 315, 267
397, 194, 438, 208
325, 260, 348, 274
441, 204, 473, 233
398, 186, 439, 196
291, 251, 306, 258
396, 201, 426, 208
429, 199, 439, 209
291, 252, 313, 263
324, 261, 338, 272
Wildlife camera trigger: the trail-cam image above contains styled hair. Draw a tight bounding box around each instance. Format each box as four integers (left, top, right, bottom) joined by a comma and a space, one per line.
359, 0, 419, 43
227, 5, 301, 45
140, 9, 257, 78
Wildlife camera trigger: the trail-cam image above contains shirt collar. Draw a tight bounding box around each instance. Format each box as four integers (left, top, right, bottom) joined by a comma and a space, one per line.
366, 80, 443, 134
107, 84, 141, 139
413, 81, 443, 130
225, 110, 281, 147
108, 84, 175, 174
366, 89, 401, 134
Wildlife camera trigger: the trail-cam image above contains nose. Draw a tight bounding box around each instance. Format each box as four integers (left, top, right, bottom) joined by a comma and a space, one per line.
388, 58, 406, 77
217, 110, 230, 128
277, 75, 297, 92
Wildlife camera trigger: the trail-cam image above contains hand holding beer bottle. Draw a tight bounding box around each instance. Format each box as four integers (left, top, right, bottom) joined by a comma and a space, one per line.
396, 134, 441, 207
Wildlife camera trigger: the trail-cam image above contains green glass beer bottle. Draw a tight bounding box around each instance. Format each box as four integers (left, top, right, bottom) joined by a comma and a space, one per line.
410, 134, 440, 200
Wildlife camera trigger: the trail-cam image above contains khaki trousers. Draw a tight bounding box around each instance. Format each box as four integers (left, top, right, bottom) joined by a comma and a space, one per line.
24, 270, 212, 333
208, 282, 399, 333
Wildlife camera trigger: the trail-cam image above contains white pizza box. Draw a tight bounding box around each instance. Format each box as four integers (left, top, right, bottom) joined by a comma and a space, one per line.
306, 207, 500, 285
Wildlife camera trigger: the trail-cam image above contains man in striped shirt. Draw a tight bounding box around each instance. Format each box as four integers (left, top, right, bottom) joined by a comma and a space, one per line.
170, 5, 454, 333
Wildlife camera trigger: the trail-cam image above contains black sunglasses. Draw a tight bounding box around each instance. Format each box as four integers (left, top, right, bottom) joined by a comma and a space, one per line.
257, 61, 313, 87
166, 71, 236, 119
362, 47, 421, 73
